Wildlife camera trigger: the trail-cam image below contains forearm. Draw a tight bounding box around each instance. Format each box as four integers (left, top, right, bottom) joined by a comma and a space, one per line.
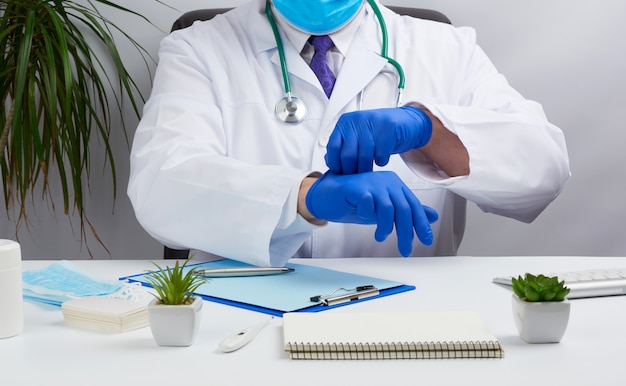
404, 101, 570, 222
408, 103, 470, 178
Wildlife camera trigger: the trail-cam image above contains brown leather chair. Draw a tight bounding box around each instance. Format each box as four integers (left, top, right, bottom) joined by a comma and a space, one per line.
164, 6, 451, 259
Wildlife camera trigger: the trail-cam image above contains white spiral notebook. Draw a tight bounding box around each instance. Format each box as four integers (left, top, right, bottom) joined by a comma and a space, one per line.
283, 311, 504, 360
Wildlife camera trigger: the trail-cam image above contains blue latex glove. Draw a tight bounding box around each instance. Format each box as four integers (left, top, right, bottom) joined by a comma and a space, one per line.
325, 105, 432, 175
305, 171, 438, 256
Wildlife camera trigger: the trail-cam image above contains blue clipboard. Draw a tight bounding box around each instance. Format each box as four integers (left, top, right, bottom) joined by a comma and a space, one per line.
119, 259, 415, 317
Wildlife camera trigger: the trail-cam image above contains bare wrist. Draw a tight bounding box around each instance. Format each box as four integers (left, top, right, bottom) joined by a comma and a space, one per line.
406, 103, 470, 177
298, 176, 326, 225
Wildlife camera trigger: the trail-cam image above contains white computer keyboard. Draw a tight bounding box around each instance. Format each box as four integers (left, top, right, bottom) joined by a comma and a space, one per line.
492, 268, 626, 299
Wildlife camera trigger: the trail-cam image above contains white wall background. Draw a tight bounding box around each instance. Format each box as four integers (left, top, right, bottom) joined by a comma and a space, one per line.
1, 0, 624, 260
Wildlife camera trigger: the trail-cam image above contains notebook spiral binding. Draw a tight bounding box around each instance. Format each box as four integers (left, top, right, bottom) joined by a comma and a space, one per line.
285, 340, 504, 360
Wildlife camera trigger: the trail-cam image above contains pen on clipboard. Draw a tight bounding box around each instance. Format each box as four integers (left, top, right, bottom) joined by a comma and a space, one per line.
194, 267, 295, 278
310, 285, 380, 306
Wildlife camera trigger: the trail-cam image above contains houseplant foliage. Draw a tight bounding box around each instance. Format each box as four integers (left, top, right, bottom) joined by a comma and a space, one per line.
511, 273, 571, 343
144, 258, 207, 305
511, 273, 570, 302
144, 258, 207, 347
0, 0, 156, 252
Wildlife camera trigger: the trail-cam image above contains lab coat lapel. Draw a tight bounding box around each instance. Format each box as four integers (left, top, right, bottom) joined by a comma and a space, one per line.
280, 43, 321, 88
250, 4, 319, 89
322, 36, 388, 129
264, 37, 324, 97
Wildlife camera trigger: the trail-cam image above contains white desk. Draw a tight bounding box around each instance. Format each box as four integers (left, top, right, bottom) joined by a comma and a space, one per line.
3, 256, 625, 386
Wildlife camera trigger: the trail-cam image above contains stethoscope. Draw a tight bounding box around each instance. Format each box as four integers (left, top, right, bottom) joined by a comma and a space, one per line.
265, 0, 406, 124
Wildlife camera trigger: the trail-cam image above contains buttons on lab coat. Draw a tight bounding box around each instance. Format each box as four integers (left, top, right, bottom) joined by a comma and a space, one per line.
318, 134, 330, 146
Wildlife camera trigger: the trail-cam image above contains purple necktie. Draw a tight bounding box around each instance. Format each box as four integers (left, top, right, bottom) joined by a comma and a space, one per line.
309, 35, 336, 98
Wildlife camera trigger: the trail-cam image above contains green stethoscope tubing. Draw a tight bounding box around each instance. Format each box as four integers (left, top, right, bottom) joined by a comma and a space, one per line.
367, 0, 405, 91
265, 0, 406, 119
265, 1, 293, 98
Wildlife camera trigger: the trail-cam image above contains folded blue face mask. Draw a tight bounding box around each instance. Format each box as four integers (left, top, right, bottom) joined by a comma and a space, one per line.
272, 0, 365, 35
22, 261, 125, 306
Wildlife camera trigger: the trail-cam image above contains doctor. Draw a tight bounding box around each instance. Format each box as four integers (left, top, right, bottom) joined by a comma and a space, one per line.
128, 0, 570, 267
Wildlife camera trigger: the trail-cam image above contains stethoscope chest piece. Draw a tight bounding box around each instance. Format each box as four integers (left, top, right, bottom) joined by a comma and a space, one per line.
275, 96, 306, 123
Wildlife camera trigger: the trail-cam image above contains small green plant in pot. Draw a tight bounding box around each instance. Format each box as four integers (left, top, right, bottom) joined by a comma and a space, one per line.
511, 273, 571, 344
144, 258, 208, 347
145, 259, 207, 305
511, 273, 570, 302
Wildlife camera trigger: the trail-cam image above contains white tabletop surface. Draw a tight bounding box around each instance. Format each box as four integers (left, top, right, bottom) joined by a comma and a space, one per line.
2, 256, 625, 386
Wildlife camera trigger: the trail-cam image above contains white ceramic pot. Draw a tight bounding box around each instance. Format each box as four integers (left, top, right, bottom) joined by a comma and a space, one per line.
512, 294, 570, 343
148, 296, 203, 347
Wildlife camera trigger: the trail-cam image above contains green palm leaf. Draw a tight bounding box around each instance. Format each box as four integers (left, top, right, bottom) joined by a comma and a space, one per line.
0, 0, 167, 255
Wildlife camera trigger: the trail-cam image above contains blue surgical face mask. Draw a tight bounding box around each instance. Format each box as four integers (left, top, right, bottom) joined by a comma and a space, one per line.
22, 260, 147, 306
272, 0, 365, 35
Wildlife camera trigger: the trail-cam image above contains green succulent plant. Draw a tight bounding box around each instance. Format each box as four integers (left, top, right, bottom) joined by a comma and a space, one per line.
144, 258, 208, 305
511, 273, 570, 302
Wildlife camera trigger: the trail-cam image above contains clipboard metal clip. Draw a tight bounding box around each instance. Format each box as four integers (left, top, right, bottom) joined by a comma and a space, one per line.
309, 285, 380, 306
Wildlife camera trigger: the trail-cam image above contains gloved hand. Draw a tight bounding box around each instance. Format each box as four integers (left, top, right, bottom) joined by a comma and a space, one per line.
325, 105, 432, 175
305, 171, 438, 257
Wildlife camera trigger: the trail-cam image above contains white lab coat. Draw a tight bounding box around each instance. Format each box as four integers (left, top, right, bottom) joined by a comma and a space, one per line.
128, 0, 570, 267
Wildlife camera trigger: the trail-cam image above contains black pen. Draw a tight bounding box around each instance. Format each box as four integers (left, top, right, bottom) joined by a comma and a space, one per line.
194, 267, 295, 277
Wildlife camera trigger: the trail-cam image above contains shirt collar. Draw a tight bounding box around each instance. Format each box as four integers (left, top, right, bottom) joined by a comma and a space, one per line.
270, 3, 368, 56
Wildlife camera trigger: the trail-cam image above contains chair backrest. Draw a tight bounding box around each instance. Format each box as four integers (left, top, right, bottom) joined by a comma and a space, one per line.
163, 5, 451, 259
170, 6, 451, 32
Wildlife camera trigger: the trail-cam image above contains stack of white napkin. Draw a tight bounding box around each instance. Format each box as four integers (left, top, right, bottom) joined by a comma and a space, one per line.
62, 296, 150, 333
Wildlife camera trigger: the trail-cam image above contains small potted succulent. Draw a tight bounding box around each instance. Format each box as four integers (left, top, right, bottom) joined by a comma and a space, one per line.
144, 258, 208, 347
511, 273, 571, 343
